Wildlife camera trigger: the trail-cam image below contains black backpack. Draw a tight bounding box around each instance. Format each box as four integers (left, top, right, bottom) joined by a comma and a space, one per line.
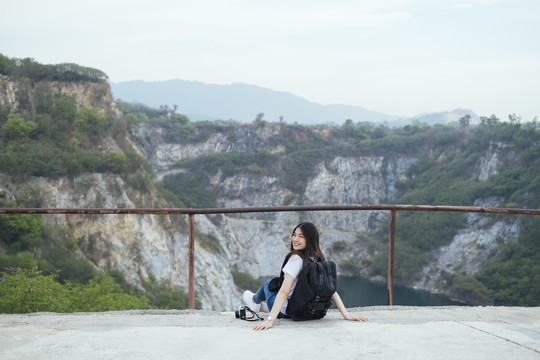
286, 259, 337, 321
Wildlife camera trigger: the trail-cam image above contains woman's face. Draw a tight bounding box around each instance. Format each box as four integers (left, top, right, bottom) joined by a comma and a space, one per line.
291, 227, 307, 251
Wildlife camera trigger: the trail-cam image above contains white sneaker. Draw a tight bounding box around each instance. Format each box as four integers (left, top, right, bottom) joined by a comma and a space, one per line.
260, 301, 269, 312
242, 290, 261, 312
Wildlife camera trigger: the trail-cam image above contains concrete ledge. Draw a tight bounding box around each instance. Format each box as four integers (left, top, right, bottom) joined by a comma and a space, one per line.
1, 306, 539, 359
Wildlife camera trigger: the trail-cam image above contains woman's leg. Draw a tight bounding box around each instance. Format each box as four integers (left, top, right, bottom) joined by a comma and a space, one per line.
253, 279, 271, 304
253, 279, 278, 310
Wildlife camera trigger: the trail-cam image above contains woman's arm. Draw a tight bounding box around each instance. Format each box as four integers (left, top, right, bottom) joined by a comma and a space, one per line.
253, 273, 295, 331
332, 291, 369, 322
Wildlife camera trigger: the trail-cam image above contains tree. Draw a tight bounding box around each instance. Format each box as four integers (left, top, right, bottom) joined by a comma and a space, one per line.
74, 107, 105, 138
1, 115, 38, 139
52, 97, 77, 122
34, 83, 54, 114
0, 203, 43, 253
0, 53, 16, 75
254, 113, 265, 122
480, 114, 500, 127
109, 152, 127, 173
54, 63, 108, 82
68, 275, 152, 312
0, 268, 70, 313
459, 114, 471, 130
0, 53, 108, 82
0, 269, 153, 313
508, 113, 521, 128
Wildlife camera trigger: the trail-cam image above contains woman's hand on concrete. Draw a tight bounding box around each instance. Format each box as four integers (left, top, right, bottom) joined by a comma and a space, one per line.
344, 314, 369, 322
253, 319, 274, 331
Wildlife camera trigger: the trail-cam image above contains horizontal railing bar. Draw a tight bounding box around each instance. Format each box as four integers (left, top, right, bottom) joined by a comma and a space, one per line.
2, 203, 539, 308
1, 204, 540, 216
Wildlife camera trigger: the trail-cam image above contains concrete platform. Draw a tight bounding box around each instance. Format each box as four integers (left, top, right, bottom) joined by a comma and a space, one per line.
1, 306, 539, 359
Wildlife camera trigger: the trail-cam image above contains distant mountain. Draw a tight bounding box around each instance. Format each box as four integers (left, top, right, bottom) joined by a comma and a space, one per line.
393, 108, 479, 127
109, 80, 400, 125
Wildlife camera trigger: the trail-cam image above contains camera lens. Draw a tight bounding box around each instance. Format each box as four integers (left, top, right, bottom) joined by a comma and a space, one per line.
235, 306, 247, 319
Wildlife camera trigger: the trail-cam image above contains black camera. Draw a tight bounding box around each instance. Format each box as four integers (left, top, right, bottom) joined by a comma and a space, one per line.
235, 306, 263, 321
235, 306, 249, 319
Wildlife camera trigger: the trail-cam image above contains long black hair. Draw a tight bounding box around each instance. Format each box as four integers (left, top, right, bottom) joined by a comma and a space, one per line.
285, 222, 326, 267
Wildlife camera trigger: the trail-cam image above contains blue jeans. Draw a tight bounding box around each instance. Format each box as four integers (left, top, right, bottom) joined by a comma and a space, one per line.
253, 279, 277, 310
252, 279, 289, 318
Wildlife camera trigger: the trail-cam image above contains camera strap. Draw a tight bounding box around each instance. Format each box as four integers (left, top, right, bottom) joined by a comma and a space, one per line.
241, 307, 264, 322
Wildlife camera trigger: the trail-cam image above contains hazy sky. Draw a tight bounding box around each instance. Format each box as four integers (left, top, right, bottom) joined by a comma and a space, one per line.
2, 0, 539, 120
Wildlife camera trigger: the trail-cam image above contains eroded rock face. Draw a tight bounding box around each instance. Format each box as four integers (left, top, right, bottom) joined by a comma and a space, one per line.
131, 123, 521, 308
0, 75, 120, 116
413, 197, 519, 292
1, 173, 240, 311
0, 75, 22, 113
303, 156, 416, 233
133, 123, 285, 172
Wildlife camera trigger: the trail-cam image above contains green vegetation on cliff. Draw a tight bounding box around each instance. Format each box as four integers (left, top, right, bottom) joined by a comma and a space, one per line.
474, 216, 540, 306
0, 98, 129, 178
0, 53, 108, 82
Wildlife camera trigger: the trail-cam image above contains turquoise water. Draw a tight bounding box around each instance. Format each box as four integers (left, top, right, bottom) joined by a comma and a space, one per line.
336, 276, 463, 307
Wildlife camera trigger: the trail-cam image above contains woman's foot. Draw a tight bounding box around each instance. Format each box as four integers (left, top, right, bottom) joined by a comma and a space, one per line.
242, 290, 261, 312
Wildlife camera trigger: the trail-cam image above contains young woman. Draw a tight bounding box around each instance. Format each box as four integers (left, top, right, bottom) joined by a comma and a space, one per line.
242, 222, 369, 331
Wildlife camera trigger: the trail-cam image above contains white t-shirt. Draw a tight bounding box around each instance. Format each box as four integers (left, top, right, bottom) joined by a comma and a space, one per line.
280, 254, 303, 314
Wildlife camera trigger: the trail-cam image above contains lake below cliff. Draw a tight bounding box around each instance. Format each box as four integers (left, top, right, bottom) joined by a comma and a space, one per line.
337, 276, 463, 307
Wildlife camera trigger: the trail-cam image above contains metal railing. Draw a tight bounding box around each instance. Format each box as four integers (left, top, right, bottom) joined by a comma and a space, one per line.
2, 204, 540, 308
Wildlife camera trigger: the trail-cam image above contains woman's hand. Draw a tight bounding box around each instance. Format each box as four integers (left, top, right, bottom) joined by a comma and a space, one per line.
344, 314, 369, 322
253, 274, 294, 331
253, 319, 274, 331
332, 292, 369, 322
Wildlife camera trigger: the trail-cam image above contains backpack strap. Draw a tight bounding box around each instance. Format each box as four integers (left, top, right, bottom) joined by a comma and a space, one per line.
315, 262, 324, 292
268, 257, 289, 291
324, 261, 334, 295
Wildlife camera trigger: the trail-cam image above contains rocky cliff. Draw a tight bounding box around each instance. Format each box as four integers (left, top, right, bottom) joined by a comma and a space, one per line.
135, 122, 520, 304
0, 74, 119, 117
1, 76, 521, 310
0, 77, 240, 310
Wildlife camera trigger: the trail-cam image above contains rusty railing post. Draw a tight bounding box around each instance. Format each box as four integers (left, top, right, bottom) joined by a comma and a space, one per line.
188, 214, 195, 309
387, 209, 396, 305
